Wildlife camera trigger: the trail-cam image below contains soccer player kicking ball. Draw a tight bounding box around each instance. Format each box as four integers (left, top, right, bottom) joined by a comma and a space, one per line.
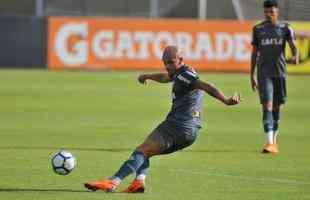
84, 45, 241, 193
250, 0, 299, 154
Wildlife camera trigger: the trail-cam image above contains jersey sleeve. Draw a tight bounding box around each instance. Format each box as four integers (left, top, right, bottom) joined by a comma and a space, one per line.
286, 24, 296, 42
176, 70, 199, 89
251, 27, 259, 47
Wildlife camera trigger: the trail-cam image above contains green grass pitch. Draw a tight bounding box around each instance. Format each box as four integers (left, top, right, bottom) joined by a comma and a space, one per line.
0, 69, 309, 200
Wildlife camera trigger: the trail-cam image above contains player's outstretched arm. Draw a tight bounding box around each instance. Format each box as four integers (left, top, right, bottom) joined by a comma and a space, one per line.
138, 73, 172, 84
194, 80, 241, 106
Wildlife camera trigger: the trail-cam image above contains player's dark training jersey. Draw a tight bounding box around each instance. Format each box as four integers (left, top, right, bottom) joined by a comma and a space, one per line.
165, 65, 204, 128
252, 20, 295, 78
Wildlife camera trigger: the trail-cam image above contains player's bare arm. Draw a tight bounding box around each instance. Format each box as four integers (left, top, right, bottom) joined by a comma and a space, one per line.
193, 80, 241, 106
288, 39, 299, 64
250, 46, 258, 91
138, 73, 172, 84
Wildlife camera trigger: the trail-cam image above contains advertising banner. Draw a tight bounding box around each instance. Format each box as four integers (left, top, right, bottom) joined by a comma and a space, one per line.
48, 17, 253, 71
48, 17, 310, 73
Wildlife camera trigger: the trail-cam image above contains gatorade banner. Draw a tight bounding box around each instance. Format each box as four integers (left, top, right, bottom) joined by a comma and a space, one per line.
48, 17, 253, 71
48, 17, 310, 73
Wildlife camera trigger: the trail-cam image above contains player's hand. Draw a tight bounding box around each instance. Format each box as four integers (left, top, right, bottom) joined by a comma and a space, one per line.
291, 55, 299, 65
225, 93, 242, 106
138, 74, 148, 84
250, 76, 257, 92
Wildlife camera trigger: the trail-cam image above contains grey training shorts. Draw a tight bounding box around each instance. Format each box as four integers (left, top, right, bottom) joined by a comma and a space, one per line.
148, 120, 199, 154
258, 77, 287, 105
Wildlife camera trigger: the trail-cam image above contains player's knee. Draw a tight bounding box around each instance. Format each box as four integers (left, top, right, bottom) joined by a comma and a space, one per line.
263, 101, 273, 111
136, 147, 152, 158
136, 143, 160, 158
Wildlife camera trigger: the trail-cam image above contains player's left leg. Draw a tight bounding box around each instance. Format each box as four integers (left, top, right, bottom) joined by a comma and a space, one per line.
107, 133, 162, 191
273, 103, 281, 145
135, 158, 150, 181
272, 77, 287, 152
122, 158, 149, 193
121, 122, 175, 193
258, 77, 276, 153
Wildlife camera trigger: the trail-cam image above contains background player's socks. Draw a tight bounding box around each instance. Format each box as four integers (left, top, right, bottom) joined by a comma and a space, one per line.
112, 150, 146, 180
263, 110, 274, 144
135, 158, 149, 181
267, 131, 274, 144
273, 110, 280, 144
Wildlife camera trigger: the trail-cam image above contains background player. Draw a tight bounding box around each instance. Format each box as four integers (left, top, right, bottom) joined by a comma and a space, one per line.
250, 0, 299, 154
85, 45, 241, 193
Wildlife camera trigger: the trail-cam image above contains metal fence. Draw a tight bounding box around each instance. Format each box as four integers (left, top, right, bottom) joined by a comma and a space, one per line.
0, 0, 309, 20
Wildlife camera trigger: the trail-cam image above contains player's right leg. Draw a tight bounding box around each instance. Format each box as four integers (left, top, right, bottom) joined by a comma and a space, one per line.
122, 158, 149, 193
84, 123, 167, 192
123, 122, 198, 193
84, 179, 118, 192
258, 77, 277, 154
271, 77, 287, 153
261, 100, 276, 153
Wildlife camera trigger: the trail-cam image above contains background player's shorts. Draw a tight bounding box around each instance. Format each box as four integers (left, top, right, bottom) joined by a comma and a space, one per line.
258, 77, 287, 104
148, 120, 199, 154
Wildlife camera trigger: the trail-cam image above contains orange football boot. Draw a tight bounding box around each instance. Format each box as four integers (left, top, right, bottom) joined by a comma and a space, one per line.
273, 143, 279, 154
122, 179, 145, 193
262, 144, 278, 154
84, 179, 118, 192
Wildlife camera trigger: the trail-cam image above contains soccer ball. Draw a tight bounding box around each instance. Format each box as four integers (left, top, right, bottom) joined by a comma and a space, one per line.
51, 150, 76, 175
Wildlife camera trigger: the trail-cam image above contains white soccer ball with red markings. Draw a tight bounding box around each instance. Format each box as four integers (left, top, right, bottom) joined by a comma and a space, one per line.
51, 150, 76, 175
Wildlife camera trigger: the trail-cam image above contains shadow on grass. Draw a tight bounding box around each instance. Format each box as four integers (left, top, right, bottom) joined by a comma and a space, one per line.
0, 188, 132, 194
0, 188, 90, 193
0, 146, 257, 153
0, 146, 132, 152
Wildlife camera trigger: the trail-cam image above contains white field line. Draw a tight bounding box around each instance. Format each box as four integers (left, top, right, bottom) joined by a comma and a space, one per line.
169, 169, 310, 186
